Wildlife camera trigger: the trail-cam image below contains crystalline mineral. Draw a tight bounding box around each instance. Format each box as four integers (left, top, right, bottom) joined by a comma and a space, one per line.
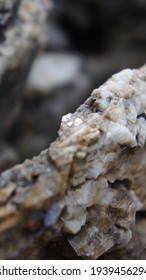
49, 65, 146, 258
0, 66, 146, 259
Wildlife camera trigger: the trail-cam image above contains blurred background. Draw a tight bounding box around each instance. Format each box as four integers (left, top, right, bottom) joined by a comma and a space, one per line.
1, 0, 146, 172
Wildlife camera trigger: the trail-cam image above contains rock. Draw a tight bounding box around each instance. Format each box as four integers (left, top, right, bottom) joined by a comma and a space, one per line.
0, 65, 146, 259
0, 0, 51, 136
39, 213, 146, 260
0, 0, 18, 27
0, 0, 146, 260
2, 0, 146, 170
13, 53, 92, 161
100, 214, 146, 260
0, 150, 65, 259
49, 65, 146, 259
0, 0, 51, 82
27, 53, 84, 94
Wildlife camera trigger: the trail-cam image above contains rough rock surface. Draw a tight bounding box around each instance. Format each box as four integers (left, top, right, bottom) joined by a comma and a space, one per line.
15, 52, 91, 160
0, 0, 51, 80
0, 0, 51, 136
2, 0, 146, 172
51, 65, 146, 259
0, 65, 146, 259
100, 213, 146, 260
40, 213, 146, 260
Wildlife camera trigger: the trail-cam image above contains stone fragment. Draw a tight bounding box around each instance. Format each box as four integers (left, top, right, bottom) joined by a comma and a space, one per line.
0, 150, 65, 259
0, 0, 52, 136
16, 52, 91, 160
27, 54, 82, 94
0, 65, 146, 259
49, 65, 146, 259
100, 214, 146, 260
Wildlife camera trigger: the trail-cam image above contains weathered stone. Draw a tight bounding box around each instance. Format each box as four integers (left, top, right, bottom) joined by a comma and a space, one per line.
0, 0, 51, 79
38, 213, 146, 260
27, 53, 84, 94
2, 0, 146, 169
50, 66, 146, 259
15, 52, 91, 160
0, 0, 18, 27
0, 150, 65, 259
0, 66, 146, 259
0, 0, 51, 136
100, 214, 146, 260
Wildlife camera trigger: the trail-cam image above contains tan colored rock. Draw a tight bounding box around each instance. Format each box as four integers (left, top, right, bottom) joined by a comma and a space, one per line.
0, 65, 146, 259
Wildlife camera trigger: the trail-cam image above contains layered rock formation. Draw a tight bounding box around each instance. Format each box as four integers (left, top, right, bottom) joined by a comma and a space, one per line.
0, 65, 146, 259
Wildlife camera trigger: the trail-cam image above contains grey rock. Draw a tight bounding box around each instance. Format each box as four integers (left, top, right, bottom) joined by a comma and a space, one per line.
27, 53, 84, 94
0, 0, 51, 136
